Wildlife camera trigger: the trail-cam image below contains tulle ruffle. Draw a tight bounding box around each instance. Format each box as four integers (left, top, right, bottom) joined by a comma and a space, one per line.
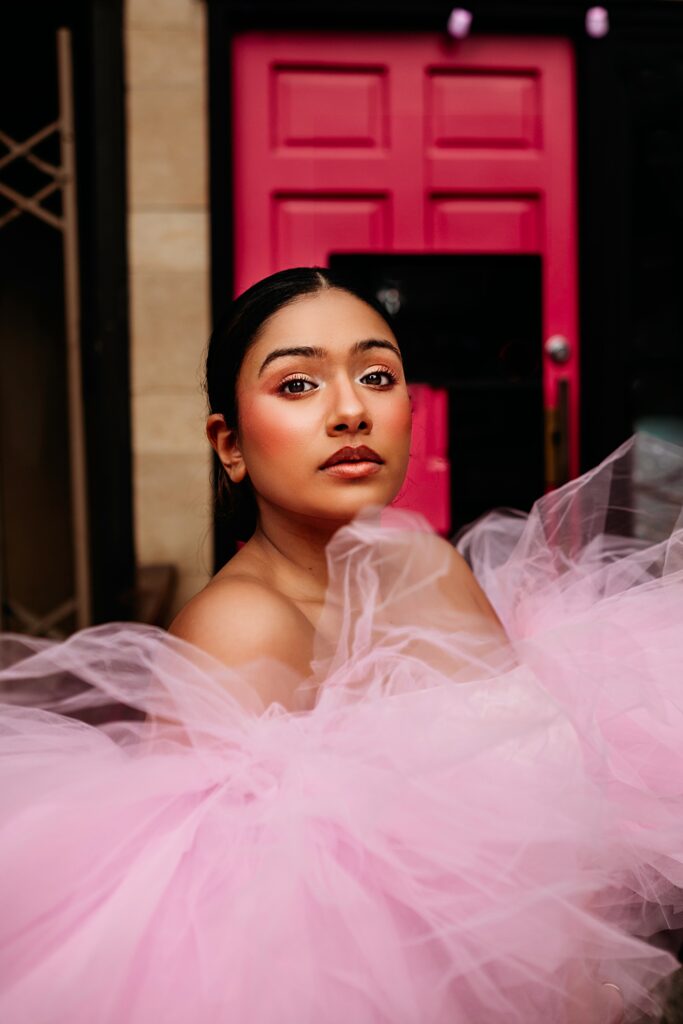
1, 432, 682, 1023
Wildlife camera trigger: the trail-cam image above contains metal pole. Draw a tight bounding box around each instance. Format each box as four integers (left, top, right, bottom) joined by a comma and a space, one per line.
57, 28, 91, 628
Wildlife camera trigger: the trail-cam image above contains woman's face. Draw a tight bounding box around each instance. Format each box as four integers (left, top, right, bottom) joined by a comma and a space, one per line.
228, 288, 412, 524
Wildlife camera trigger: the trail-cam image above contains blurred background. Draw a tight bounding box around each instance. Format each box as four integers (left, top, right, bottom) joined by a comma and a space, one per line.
2, 0, 683, 638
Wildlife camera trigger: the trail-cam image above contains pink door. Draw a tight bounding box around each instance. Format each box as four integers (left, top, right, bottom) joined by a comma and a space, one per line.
232, 33, 578, 530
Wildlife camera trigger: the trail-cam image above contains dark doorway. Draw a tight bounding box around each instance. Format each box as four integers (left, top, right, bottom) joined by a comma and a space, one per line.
330, 253, 544, 532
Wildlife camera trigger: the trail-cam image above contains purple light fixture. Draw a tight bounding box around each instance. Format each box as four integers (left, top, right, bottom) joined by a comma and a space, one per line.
586, 6, 610, 38
447, 8, 473, 39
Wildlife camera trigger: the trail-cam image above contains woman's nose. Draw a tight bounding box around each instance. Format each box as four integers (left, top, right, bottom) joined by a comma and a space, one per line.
326, 376, 372, 435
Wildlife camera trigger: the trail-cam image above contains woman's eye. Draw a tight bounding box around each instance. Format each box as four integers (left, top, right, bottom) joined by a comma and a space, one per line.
278, 368, 397, 395
361, 370, 397, 387
278, 377, 316, 395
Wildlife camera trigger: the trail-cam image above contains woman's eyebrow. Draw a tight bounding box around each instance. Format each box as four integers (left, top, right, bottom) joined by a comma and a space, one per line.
258, 338, 401, 377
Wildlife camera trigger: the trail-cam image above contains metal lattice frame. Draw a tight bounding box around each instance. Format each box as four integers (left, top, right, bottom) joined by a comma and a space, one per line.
0, 28, 91, 636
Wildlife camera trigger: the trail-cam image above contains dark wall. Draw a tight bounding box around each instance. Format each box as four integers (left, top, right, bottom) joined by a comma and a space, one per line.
2, 1, 134, 624
0, 23, 74, 626
579, 31, 683, 468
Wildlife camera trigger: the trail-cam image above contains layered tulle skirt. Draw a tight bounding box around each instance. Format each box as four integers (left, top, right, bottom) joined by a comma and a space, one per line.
1, 433, 683, 1023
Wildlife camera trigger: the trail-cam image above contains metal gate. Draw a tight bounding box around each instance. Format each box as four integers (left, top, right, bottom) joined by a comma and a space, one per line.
0, 28, 90, 635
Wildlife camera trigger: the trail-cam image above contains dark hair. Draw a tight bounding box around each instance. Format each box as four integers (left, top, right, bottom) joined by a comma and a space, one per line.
205, 266, 394, 535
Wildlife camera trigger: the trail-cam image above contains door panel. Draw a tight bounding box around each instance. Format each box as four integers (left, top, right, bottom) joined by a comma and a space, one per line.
428, 195, 541, 251
273, 66, 389, 148
400, 384, 451, 536
274, 196, 390, 266
426, 69, 542, 149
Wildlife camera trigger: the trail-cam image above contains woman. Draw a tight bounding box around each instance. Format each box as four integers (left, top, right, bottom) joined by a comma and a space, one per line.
1, 267, 682, 1024
171, 267, 505, 710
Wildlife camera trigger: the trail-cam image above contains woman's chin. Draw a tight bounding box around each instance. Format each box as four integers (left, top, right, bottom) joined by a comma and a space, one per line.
263, 477, 402, 526
299, 496, 389, 528
328, 484, 406, 522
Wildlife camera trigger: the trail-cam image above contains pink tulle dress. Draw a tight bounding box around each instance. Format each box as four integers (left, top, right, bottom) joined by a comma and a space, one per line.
1, 433, 683, 1024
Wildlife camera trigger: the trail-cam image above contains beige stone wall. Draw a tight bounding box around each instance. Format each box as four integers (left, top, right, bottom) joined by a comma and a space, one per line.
125, 0, 213, 621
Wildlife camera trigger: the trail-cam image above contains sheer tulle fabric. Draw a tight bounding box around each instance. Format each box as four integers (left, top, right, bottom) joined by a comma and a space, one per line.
1, 433, 683, 1023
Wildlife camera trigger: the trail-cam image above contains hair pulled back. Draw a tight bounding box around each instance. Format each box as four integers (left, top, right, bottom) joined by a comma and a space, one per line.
205, 266, 391, 534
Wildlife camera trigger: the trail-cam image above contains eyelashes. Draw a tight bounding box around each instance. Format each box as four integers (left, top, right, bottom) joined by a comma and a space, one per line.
277, 377, 315, 396
362, 368, 400, 387
277, 367, 400, 397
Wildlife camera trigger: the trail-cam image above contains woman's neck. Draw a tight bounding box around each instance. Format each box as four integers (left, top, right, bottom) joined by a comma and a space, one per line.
246, 506, 342, 607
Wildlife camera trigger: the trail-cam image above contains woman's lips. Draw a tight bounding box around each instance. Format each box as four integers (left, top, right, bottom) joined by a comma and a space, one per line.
321, 461, 383, 479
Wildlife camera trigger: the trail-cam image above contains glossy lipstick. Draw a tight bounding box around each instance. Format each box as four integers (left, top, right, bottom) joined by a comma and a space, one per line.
319, 444, 384, 480
322, 461, 383, 479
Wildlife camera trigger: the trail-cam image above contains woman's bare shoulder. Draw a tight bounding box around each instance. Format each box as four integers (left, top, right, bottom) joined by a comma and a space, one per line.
431, 535, 505, 632
169, 573, 315, 678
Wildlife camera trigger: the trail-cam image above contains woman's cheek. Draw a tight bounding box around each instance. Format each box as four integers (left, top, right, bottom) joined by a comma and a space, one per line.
241, 397, 316, 464
383, 394, 413, 457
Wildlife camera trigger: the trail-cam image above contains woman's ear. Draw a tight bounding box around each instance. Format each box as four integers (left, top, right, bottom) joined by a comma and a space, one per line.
206, 414, 248, 484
